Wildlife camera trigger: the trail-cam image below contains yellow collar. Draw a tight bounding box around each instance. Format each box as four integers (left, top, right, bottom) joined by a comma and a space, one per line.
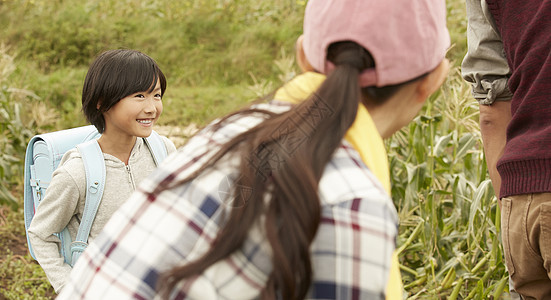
274, 72, 390, 193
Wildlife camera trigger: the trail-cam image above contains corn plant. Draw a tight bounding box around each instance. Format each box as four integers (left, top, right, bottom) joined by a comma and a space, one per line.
389, 68, 508, 299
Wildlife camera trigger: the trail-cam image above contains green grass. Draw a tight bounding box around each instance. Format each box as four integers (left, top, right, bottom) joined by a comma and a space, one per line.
0, 206, 54, 299
161, 85, 256, 126
0, 0, 513, 298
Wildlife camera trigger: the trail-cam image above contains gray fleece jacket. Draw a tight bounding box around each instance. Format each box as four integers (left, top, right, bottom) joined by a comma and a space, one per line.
27, 136, 176, 293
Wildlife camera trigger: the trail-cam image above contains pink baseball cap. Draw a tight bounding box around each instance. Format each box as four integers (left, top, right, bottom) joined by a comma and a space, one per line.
302, 0, 450, 87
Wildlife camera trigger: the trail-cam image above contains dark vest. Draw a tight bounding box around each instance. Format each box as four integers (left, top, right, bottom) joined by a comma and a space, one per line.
486, 0, 551, 197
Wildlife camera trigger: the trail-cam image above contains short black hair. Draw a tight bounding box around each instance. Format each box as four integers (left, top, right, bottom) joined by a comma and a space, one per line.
81, 49, 167, 133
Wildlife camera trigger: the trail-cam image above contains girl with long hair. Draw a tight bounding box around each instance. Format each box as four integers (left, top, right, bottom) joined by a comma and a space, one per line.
59, 0, 450, 299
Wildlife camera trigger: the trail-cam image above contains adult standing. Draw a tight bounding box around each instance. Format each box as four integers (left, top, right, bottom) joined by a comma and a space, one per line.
462, 0, 551, 298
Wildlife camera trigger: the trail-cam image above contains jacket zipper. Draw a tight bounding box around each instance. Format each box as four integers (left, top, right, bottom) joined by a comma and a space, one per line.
125, 165, 136, 190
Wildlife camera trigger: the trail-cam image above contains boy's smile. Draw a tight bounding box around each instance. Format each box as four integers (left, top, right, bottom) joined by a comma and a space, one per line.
102, 80, 163, 142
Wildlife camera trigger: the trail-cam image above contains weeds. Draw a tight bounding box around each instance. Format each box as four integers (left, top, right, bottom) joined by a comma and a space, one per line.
0, 206, 54, 298
0, 44, 36, 209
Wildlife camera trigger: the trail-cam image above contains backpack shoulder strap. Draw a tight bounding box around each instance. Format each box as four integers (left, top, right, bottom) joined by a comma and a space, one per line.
70, 139, 106, 265
144, 130, 168, 166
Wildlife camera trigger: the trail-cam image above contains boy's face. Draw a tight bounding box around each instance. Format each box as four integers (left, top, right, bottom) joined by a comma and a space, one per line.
102, 81, 163, 139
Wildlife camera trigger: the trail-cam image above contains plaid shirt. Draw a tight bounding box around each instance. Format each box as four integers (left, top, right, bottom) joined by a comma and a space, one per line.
58, 102, 399, 300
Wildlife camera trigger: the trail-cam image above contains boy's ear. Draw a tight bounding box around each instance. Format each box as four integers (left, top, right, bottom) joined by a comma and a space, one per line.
96, 100, 102, 110
415, 59, 450, 102
296, 35, 315, 73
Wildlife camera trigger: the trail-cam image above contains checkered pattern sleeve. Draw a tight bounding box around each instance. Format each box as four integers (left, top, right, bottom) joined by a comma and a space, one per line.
57, 102, 398, 300
308, 146, 398, 299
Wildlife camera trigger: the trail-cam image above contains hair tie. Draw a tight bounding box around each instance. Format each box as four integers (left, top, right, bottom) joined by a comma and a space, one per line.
324, 61, 378, 87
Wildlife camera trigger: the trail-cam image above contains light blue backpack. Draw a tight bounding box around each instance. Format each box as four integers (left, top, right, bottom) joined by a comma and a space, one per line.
23, 125, 167, 266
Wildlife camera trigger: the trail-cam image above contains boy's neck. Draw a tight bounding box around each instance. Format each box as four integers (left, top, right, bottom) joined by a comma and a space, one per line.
97, 134, 137, 165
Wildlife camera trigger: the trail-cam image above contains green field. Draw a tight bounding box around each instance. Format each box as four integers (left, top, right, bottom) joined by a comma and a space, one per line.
0, 0, 511, 298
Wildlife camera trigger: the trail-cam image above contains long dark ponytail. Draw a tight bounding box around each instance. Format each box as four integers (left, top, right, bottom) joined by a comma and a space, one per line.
157, 42, 394, 299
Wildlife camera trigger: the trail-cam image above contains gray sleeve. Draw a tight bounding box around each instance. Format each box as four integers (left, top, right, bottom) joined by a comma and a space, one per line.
27, 167, 81, 293
461, 0, 513, 105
